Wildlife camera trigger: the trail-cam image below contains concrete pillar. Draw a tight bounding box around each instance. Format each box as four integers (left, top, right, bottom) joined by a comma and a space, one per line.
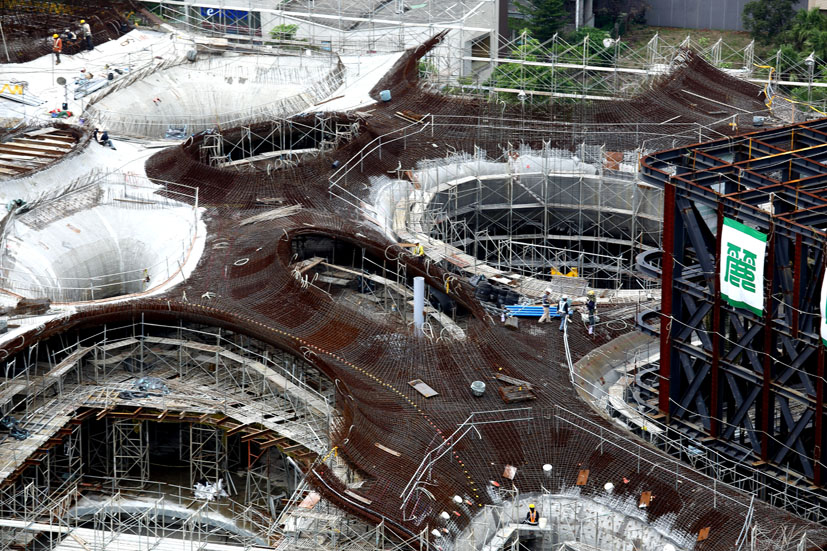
414, 277, 425, 336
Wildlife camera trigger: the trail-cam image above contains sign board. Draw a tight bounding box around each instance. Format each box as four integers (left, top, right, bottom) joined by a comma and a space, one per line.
720, 217, 766, 316
200, 7, 249, 24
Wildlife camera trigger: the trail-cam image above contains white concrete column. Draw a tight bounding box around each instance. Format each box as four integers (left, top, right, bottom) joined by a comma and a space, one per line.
414, 276, 425, 336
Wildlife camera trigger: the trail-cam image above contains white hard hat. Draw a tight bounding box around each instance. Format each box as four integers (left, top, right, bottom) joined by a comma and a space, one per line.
544, 288, 551, 294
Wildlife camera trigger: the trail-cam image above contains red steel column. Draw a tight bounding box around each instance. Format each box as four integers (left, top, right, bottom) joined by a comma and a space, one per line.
761, 225, 775, 461
659, 179, 676, 417
816, 345, 824, 486
792, 234, 802, 339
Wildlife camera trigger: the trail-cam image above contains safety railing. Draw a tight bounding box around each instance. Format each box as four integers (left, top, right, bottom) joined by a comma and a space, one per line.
327, 114, 433, 217
562, 324, 827, 525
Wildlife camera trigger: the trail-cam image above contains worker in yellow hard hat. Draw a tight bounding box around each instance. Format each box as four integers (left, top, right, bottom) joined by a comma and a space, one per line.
524, 503, 538, 525
80, 19, 93, 51
52, 33, 62, 64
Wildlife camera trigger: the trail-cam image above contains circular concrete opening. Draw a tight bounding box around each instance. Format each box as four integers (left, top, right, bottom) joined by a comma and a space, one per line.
0, 176, 199, 302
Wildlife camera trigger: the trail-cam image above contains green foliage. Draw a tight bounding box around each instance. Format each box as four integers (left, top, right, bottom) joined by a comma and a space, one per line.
269, 23, 298, 40
484, 30, 623, 103
782, 9, 827, 61
418, 60, 437, 79
743, 0, 797, 44
566, 27, 611, 47
790, 67, 827, 102
514, 0, 566, 43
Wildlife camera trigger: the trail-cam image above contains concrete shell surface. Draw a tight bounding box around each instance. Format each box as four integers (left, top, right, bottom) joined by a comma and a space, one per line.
85, 52, 344, 138
0, 179, 199, 302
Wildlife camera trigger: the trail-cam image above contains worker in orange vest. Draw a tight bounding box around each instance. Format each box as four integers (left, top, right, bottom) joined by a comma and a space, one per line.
52, 33, 62, 64
523, 503, 538, 525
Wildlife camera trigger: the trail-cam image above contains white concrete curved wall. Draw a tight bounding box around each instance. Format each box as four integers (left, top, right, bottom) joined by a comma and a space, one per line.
87, 53, 343, 138
1, 185, 197, 302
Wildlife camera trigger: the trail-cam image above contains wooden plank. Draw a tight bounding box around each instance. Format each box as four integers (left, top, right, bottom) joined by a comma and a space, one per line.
0, 146, 61, 159
494, 373, 533, 389
375, 442, 401, 456
344, 489, 372, 505
47, 346, 92, 379
316, 275, 352, 285
409, 379, 438, 398
0, 161, 30, 172
0, 142, 65, 154
498, 385, 536, 403
575, 469, 589, 486
99, 337, 138, 351
292, 256, 324, 274
697, 527, 710, 542
13, 138, 73, 149
444, 254, 471, 268
24, 127, 59, 137
241, 428, 271, 442
0, 153, 39, 160
0, 383, 26, 406
260, 438, 289, 450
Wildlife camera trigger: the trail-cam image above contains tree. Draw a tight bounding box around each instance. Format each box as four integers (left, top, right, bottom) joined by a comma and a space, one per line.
781, 8, 827, 60
515, 0, 567, 43
784, 8, 827, 50
269, 23, 298, 41
742, 0, 798, 44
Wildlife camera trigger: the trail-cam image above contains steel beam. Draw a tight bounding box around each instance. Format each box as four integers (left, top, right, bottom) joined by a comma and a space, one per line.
640, 118, 827, 489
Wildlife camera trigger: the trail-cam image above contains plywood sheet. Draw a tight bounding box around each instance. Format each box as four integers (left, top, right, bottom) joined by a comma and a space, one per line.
409, 379, 438, 398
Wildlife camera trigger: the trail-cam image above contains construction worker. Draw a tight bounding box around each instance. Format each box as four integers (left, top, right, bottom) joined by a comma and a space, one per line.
80, 19, 93, 51
413, 242, 425, 256
523, 503, 538, 525
586, 290, 596, 335
63, 28, 77, 43
52, 33, 62, 64
558, 296, 570, 332
538, 289, 551, 324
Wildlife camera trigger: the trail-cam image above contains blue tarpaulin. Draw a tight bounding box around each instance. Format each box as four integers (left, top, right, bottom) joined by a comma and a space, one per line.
504, 305, 562, 317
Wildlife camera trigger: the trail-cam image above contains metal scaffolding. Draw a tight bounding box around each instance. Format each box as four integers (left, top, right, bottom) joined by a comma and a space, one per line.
0, 318, 335, 549
189, 422, 227, 488
107, 418, 149, 490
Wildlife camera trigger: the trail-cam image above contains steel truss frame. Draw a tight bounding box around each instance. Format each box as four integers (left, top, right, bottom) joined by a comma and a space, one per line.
640, 117, 827, 496
205, 117, 359, 171
190, 422, 227, 488
108, 418, 149, 490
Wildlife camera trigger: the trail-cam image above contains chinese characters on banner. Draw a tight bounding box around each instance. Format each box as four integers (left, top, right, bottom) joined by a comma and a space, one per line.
720, 217, 767, 316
